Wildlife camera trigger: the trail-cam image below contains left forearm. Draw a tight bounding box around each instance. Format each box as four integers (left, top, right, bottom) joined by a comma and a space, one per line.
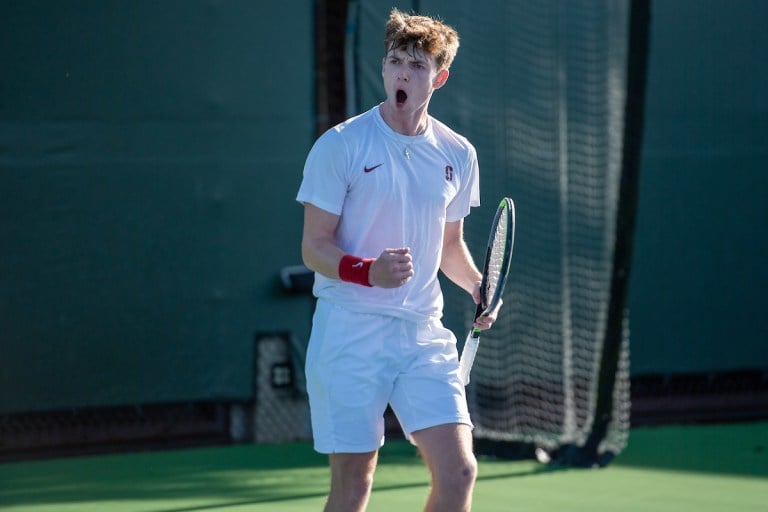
440, 222, 482, 295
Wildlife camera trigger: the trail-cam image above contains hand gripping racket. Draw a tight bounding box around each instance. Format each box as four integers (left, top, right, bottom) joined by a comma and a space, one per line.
458, 197, 516, 386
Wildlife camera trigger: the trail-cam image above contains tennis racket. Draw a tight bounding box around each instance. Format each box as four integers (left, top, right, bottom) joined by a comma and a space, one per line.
458, 197, 516, 385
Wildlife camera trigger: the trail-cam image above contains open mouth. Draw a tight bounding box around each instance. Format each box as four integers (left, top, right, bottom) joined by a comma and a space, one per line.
396, 89, 407, 105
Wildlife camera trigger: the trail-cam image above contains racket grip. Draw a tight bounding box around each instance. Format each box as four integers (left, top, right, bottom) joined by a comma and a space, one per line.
458, 332, 480, 386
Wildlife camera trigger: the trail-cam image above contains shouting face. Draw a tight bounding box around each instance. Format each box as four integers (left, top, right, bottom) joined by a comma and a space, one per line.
380, 43, 449, 133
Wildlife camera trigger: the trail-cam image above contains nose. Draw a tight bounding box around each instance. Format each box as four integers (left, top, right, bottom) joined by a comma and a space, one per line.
396, 69, 409, 81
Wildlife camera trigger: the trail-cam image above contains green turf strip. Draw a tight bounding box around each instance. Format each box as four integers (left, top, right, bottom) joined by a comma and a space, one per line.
0, 422, 765, 511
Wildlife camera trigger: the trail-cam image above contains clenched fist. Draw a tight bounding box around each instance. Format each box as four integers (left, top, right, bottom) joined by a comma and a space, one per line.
369, 247, 414, 288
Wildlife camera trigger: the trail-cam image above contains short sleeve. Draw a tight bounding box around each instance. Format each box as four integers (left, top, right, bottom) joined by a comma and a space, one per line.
445, 144, 480, 222
296, 129, 348, 215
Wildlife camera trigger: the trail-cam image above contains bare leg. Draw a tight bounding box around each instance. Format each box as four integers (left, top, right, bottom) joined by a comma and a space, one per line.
410, 423, 477, 512
324, 451, 379, 512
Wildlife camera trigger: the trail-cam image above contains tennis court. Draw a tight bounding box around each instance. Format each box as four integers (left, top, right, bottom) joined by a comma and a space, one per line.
1, 421, 765, 511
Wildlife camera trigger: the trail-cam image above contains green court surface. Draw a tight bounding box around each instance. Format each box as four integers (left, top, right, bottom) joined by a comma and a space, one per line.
1, 422, 766, 511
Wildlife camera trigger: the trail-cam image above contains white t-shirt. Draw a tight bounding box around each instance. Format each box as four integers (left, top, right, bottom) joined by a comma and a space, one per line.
296, 105, 480, 322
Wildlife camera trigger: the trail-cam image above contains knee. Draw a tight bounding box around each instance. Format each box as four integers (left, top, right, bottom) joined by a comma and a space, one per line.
347, 470, 375, 501
460, 455, 479, 488
329, 466, 375, 510
435, 454, 478, 498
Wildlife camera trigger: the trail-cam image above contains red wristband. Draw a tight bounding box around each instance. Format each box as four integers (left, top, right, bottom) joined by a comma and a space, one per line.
338, 255, 374, 287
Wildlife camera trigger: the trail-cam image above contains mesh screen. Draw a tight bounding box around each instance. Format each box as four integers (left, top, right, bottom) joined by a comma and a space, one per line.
452, 1, 631, 455
350, 0, 632, 456
253, 334, 312, 444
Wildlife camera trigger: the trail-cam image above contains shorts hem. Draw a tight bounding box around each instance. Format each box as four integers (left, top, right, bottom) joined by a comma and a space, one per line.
313, 438, 385, 455
402, 417, 474, 438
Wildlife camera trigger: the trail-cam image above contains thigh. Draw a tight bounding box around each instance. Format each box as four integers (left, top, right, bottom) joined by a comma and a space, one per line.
329, 451, 379, 479
326, 451, 379, 512
410, 423, 475, 471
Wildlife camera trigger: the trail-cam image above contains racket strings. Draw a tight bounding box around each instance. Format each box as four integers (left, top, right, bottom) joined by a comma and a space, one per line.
485, 213, 509, 301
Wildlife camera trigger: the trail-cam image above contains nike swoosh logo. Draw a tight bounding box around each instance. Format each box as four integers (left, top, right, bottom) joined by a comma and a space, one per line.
364, 163, 383, 173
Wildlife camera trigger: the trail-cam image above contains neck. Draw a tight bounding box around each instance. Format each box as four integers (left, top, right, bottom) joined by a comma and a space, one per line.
379, 102, 429, 136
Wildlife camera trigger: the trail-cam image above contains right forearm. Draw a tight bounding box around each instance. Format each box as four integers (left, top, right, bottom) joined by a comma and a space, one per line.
301, 236, 344, 279
301, 203, 345, 279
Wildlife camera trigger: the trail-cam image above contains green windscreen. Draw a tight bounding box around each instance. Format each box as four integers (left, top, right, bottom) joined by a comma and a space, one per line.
0, 1, 314, 413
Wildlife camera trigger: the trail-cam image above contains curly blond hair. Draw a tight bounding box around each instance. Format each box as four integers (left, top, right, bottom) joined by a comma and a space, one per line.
384, 8, 460, 70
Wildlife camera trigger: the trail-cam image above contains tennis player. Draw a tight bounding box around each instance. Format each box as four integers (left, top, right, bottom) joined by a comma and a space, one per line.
297, 9, 498, 512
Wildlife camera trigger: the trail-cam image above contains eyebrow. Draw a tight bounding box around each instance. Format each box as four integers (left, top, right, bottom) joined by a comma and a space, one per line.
387, 49, 429, 65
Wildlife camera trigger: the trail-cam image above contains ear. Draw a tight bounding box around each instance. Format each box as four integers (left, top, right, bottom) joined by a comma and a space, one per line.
432, 69, 450, 89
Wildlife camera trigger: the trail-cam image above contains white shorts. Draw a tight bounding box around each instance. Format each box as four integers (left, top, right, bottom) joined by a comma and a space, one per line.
305, 299, 473, 454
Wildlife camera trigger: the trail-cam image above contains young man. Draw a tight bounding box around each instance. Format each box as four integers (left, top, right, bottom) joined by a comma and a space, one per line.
297, 9, 498, 512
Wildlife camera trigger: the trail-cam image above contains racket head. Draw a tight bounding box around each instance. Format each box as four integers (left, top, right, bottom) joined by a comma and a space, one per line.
477, 197, 515, 317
